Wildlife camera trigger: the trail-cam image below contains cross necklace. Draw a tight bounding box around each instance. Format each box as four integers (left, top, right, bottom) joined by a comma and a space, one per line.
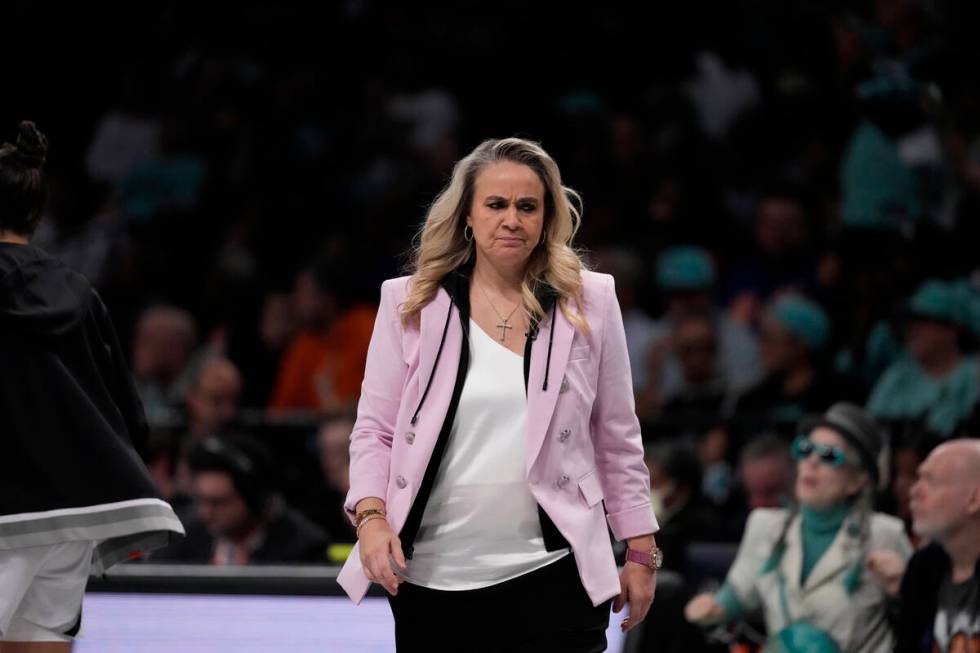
476, 280, 521, 342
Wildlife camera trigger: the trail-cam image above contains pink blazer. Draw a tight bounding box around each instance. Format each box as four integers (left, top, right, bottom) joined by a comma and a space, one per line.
338, 270, 658, 606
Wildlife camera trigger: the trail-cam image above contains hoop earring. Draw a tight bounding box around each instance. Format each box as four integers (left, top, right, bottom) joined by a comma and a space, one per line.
464, 225, 473, 242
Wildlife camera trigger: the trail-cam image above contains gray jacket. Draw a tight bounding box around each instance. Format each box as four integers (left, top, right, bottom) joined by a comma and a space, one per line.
724, 507, 912, 653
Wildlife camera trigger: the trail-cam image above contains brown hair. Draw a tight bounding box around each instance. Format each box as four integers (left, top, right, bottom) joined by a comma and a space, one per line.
0, 121, 49, 236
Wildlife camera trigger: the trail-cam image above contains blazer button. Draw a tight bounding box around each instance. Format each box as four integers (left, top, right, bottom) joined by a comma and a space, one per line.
395, 475, 408, 489
559, 428, 571, 442
557, 474, 570, 488
404, 431, 415, 444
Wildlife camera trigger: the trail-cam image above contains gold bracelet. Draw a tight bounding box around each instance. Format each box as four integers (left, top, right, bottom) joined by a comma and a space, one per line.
356, 513, 386, 535
354, 508, 386, 529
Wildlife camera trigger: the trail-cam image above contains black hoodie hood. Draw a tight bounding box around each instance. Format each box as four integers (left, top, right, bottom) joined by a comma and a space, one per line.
0, 242, 91, 338
0, 243, 184, 567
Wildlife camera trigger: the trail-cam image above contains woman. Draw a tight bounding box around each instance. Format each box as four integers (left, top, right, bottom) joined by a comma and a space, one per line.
0, 121, 184, 650
684, 403, 912, 653
337, 137, 660, 651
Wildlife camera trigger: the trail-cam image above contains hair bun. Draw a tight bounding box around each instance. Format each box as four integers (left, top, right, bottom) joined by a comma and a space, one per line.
14, 120, 48, 168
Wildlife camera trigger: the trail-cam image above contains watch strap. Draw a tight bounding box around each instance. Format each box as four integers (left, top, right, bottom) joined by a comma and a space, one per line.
626, 546, 662, 570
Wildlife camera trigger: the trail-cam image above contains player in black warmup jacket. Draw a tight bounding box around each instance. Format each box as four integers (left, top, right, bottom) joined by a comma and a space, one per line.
0, 121, 184, 650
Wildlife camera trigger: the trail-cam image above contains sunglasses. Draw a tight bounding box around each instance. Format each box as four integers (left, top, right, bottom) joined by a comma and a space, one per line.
791, 436, 847, 468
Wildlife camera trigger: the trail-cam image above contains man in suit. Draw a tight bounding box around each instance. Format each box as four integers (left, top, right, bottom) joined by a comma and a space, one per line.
153, 436, 329, 565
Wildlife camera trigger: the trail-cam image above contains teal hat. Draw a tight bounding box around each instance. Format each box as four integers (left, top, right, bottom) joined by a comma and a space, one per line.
856, 71, 923, 104
656, 246, 716, 291
767, 295, 830, 350
908, 280, 960, 324
908, 279, 980, 334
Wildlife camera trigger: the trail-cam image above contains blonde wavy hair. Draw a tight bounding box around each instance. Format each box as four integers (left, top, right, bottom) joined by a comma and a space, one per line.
401, 137, 589, 331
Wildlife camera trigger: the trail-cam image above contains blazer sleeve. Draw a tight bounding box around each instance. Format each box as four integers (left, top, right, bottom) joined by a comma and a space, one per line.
589, 274, 659, 541
343, 279, 409, 522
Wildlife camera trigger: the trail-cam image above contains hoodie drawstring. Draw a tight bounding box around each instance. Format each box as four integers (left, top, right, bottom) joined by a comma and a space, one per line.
410, 299, 454, 426
542, 300, 557, 391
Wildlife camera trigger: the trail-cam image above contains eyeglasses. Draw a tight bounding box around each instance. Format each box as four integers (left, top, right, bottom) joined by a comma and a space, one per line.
791, 436, 847, 468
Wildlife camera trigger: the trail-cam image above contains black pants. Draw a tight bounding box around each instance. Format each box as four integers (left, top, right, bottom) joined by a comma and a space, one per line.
387, 554, 612, 652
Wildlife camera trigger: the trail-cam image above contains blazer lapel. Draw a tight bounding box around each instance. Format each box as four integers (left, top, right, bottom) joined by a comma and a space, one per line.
525, 303, 575, 471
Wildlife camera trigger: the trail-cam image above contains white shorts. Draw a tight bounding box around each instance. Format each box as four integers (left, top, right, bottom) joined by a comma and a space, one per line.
0, 540, 95, 642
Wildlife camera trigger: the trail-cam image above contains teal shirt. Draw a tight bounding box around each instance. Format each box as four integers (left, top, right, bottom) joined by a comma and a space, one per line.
867, 354, 979, 437
715, 504, 850, 620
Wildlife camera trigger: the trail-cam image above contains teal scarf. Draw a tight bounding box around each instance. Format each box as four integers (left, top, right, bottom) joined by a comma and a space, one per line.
800, 503, 849, 584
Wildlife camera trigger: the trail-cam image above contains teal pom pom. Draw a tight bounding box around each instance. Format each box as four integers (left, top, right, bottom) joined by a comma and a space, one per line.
842, 557, 863, 595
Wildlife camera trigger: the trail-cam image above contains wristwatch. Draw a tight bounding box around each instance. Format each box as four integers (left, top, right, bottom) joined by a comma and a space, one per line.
625, 545, 663, 571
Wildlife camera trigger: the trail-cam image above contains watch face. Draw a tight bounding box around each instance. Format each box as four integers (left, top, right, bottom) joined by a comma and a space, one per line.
652, 548, 663, 569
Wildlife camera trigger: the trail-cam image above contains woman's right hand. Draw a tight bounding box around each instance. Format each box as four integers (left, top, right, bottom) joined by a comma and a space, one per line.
684, 592, 725, 625
865, 549, 906, 597
358, 518, 408, 595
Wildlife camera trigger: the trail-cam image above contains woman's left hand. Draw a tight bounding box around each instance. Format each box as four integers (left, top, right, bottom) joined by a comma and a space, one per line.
613, 558, 657, 633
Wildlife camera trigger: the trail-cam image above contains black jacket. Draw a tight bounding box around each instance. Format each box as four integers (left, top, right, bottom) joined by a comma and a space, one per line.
0, 242, 183, 569
895, 541, 980, 653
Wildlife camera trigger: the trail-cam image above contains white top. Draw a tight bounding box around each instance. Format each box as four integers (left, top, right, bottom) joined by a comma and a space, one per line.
402, 319, 569, 590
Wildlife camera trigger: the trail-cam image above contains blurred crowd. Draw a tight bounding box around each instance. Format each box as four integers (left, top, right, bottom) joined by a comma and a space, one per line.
7, 1, 980, 649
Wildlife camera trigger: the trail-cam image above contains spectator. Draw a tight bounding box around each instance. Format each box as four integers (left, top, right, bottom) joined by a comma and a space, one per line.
641, 314, 732, 436
146, 356, 243, 511
185, 356, 243, 440
732, 294, 853, 439
309, 415, 356, 543
153, 436, 329, 564
118, 127, 207, 222
685, 403, 912, 653
695, 425, 736, 510
269, 257, 377, 413
132, 304, 198, 426
716, 432, 797, 543
149, 356, 242, 510
643, 441, 717, 573
635, 245, 762, 406
868, 279, 980, 443
738, 433, 796, 511
893, 439, 980, 653
725, 184, 820, 317
591, 246, 657, 392
882, 432, 927, 544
